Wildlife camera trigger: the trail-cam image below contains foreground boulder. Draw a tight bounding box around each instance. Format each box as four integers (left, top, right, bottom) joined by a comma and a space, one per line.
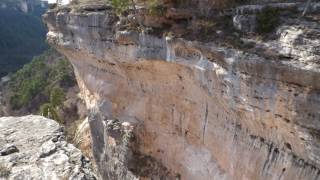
0, 115, 97, 180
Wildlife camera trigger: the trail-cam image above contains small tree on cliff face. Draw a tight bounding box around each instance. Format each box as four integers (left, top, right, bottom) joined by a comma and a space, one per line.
41, 87, 65, 123
111, 0, 130, 14
50, 87, 65, 108
111, 0, 136, 15
40, 103, 61, 123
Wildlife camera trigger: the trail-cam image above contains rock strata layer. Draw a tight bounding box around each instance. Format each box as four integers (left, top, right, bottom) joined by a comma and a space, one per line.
0, 115, 97, 180
44, 2, 320, 180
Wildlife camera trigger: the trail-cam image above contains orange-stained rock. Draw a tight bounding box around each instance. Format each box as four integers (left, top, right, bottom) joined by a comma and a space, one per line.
44, 3, 320, 180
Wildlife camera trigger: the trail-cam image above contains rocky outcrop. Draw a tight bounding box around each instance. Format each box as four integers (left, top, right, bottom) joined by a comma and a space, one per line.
44, 1, 320, 180
232, 2, 320, 33
0, 115, 97, 179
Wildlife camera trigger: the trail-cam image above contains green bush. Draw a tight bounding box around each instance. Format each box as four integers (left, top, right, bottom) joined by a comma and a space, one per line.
147, 0, 166, 16
41, 87, 65, 123
50, 87, 65, 108
40, 103, 62, 123
111, 0, 130, 15
257, 7, 280, 34
50, 58, 76, 87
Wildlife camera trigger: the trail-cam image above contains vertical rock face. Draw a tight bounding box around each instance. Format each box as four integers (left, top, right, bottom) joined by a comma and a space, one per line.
43, 2, 320, 180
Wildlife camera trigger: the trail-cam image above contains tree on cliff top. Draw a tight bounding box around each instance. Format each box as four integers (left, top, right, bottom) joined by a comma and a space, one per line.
111, 0, 130, 14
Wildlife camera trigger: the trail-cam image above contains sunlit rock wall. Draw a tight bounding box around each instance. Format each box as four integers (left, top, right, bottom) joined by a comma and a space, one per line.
44, 4, 320, 180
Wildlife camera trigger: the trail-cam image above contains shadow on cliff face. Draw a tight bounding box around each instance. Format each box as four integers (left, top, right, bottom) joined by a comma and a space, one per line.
88, 108, 177, 180
292, 89, 320, 164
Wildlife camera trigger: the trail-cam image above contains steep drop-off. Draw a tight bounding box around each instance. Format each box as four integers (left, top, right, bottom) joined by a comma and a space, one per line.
0, 49, 90, 152
44, 1, 320, 179
0, 0, 48, 77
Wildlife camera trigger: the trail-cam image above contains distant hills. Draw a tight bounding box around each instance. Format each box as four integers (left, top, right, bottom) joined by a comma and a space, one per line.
0, 0, 48, 77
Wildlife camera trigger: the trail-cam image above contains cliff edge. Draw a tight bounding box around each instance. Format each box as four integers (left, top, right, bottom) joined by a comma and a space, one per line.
0, 115, 97, 179
43, 1, 320, 179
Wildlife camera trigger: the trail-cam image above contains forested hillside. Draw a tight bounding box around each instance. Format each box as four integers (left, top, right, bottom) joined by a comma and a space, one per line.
0, 0, 48, 77
0, 49, 82, 117
0, 49, 86, 141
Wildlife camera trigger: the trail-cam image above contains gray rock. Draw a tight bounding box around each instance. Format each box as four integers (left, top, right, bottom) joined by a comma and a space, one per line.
232, 2, 320, 33
39, 140, 57, 158
0, 145, 19, 156
233, 15, 257, 32
0, 115, 97, 180
276, 21, 320, 66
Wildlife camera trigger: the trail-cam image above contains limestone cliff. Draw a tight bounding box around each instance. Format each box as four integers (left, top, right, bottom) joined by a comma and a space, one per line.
44, 1, 320, 179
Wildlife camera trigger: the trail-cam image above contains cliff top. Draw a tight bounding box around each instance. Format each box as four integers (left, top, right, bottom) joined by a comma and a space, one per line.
0, 115, 97, 179
47, 0, 320, 73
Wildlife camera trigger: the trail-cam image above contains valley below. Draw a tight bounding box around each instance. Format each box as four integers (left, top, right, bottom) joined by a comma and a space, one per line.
0, 0, 48, 77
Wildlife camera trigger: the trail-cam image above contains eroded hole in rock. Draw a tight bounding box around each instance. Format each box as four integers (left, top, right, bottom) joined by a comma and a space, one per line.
284, 143, 292, 150
283, 118, 291, 123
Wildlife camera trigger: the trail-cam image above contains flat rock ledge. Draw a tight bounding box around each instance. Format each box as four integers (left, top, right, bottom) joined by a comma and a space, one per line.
0, 115, 97, 180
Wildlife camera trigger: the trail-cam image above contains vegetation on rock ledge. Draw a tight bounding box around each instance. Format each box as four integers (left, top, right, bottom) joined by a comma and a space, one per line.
257, 7, 280, 34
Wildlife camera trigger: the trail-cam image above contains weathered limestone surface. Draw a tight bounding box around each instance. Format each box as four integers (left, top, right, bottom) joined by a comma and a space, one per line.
44, 3, 320, 180
233, 2, 320, 32
0, 115, 97, 180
